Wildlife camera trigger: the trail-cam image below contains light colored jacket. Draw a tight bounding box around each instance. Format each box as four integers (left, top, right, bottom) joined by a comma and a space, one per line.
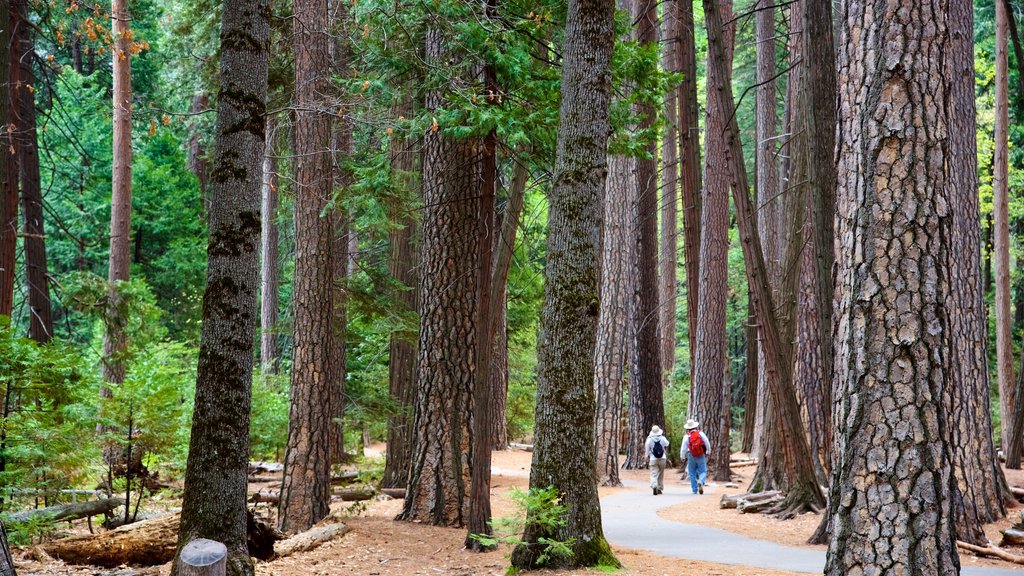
645, 433, 669, 460
680, 430, 711, 458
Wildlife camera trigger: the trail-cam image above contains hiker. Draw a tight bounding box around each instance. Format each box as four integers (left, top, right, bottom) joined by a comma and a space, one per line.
681, 419, 711, 494
645, 425, 670, 495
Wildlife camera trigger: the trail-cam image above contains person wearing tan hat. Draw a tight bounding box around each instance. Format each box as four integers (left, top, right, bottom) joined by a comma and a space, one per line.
681, 419, 711, 494
645, 425, 670, 495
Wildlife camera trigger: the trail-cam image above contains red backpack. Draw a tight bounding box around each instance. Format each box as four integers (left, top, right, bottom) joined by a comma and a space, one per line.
688, 430, 706, 457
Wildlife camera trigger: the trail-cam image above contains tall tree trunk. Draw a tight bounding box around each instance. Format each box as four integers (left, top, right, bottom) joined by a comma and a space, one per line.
398, 27, 480, 527
279, 0, 334, 533
171, 0, 269, 570
703, 0, 822, 514
794, 210, 828, 482
382, 103, 419, 490
509, 0, 619, 568
594, 154, 635, 487
490, 296, 509, 449
187, 92, 210, 210
941, 0, 1009, 539
11, 0, 51, 343
624, 0, 664, 472
690, 0, 734, 483
659, 0, 679, 389
0, 0, 14, 320
260, 118, 280, 373
740, 310, 757, 453
825, 1, 959, 572
995, 0, 1017, 456
678, 0, 702, 379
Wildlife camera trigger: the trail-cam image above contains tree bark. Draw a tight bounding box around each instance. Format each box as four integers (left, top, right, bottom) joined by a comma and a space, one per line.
659, 0, 679, 390
594, 154, 635, 487
942, 0, 1009, 542
260, 117, 280, 373
171, 0, 269, 573
509, 0, 619, 568
187, 92, 210, 209
703, 0, 822, 514
740, 310, 757, 453
690, 0, 734, 483
398, 27, 480, 527
0, 521, 13, 576
0, 0, 14, 320
11, 0, 51, 343
279, 0, 334, 533
678, 0, 702, 378
995, 0, 1017, 458
825, 1, 959, 573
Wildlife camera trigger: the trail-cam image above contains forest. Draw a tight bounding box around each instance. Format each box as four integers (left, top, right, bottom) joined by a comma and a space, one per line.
2, 0, 1024, 574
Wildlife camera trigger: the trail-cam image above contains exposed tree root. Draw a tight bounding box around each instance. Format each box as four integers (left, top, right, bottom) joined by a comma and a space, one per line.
956, 540, 1024, 565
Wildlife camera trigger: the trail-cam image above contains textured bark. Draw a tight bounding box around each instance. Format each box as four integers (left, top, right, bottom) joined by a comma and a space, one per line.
382, 101, 419, 490
0, 0, 13, 320
623, 0, 664, 472
279, 0, 334, 533
187, 92, 211, 207
260, 118, 280, 373
795, 211, 828, 482
740, 310, 757, 453
11, 0, 50, 343
942, 0, 1008, 539
398, 27, 480, 527
490, 296, 509, 449
594, 155, 635, 487
703, 0, 822, 513
659, 0, 679, 389
171, 0, 269, 571
509, 0, 619, 568
995, 0, 1017, 456
0, 521, 13, 576
825, 0, 960, 573
690, 0, 734, 483
678, 0, 702, 377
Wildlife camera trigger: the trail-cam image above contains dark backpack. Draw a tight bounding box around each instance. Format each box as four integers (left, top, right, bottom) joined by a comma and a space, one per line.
688, 430, 706, 457
651, 438, 664, 458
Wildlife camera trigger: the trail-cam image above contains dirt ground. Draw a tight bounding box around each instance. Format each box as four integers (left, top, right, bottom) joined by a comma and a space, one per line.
13, 447, 1024, 575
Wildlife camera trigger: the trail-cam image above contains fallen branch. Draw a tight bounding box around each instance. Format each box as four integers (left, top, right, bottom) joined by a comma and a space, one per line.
330, 471, 359, 485
250, 490, 279, 504
957, 540, 1024, 565
7, 497, 125, 525
1000, 528, 1024, 547
248, 462, 284, 475
337, 487, 375, 502
720, 491, 780, 510
274, 523, 349, 558
380, 488, 406, 499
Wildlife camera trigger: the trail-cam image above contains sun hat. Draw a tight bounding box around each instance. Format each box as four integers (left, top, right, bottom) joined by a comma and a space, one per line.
684, 419, 700, 430
650, 425, 663, 436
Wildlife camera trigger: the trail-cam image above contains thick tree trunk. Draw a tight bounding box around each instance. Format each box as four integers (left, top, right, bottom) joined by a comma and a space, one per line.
279, 0, 334, 534
660, 0, 680, 389
942, 0, 1009, 541
995, 0, 1017, 457
740, 310, 757, 453
594, 154, 635, 487
398, 28, 480, 527
690, 0, 734, 483
11, 0, 51, 343
704, 0, 822, 514
678, 0, 702, 379
171, 0, 269, 571
260, 118, 280, 373
795, 213, 828, 482
825, 1, 960, 573
0, 0, 14, 320
0, 521, 13, 576
382, 102, 419, 490
509, 0, 619, 568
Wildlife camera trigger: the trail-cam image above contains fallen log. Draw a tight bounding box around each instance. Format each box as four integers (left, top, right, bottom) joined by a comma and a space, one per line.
7, 497, 125, 525
380, 488, 406, 499
719, 491, 780, 510
248, 462, 284, 475
336, 487, 375, 502
509, 443, 533, 452
1000, 528, 1024, 547
274, 523, 349, 558
330, 471, 359, 485
246, 476, 280, 484
957, 541, 1024, 565
41, 512, 281, 566
1009, 486, 1024, 500
730, 461, 758, 468
250, 490, 279, 504
738, 494, 785, 514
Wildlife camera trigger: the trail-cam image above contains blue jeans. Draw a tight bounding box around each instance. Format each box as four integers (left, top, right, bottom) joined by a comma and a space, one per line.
687, 454, 708, 493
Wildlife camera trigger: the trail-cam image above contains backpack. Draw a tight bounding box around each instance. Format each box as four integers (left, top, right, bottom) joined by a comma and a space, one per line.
651, 438, 664, 459
688, 430, 706, 457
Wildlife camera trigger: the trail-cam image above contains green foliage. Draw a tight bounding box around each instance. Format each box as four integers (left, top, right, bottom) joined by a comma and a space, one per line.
1, 512, 58, 546
250, 371, 290, 462
471, 486, 574, 566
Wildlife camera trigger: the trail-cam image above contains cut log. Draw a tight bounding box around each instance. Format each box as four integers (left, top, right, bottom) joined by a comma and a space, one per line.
250, 490, 279, 504
1000, 528, 1024, 547
336, 487, 375, 502
274, 523, 349, 558
7, 497, 125, 525
738, 494, 785, 514
719, 491, 784, 513
41, 512, 281, 566
1009, 486, 1024, 500
178, 538, 226, 576
380, 488, 406, 499
957, 541, 1024, 565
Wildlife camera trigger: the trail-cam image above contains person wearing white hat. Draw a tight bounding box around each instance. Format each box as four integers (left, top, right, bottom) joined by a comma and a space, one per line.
645, 425, 670, 495
680, 419, 711, 494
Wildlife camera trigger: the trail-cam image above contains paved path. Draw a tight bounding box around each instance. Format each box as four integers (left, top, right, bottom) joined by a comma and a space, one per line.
600, 480, 1023, 576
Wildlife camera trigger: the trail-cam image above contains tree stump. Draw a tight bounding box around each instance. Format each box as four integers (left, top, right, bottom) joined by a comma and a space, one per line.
178, 538, 227, 576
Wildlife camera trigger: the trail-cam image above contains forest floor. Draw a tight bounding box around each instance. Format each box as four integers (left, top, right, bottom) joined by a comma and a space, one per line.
12, 446, 1024, 575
